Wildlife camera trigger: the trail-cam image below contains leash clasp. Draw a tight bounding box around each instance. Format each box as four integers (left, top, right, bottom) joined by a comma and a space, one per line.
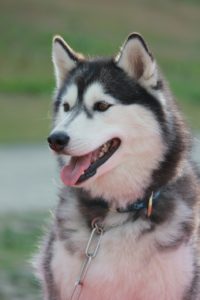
86, 220, 104, 258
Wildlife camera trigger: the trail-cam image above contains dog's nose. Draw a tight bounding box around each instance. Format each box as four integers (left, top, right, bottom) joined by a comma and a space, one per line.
47, 132, 70, 152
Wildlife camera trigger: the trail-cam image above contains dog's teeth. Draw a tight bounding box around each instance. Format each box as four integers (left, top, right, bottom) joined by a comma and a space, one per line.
98, 142, 111, 158
101, 143, 109, 152
91, 140, 113, 163
99, 151, 104, 158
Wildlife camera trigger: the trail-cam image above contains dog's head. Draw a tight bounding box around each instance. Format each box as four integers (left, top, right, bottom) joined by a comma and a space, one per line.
48, 33, 179, 203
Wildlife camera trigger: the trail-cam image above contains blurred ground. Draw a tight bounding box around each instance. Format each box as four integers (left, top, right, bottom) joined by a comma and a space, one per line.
0, 139, 200, 213
0, 144, 57, 213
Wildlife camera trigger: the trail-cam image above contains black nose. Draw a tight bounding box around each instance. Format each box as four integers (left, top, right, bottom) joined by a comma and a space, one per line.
47, 132, 70, 152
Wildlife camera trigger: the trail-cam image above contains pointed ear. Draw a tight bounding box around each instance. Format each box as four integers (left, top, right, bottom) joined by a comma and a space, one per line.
52, 36, 83, 88
116, 33, 158, 86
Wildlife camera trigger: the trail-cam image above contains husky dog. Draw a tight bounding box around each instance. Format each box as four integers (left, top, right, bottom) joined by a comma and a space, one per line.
36, 33, 200, 300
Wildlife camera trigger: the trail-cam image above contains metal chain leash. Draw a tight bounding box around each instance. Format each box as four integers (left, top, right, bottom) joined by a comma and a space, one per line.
70, 220, 104, 300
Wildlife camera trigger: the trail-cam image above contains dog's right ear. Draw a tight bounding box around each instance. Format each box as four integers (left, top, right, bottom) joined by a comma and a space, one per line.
52, 36, 83, 88
116, 33, 158, 88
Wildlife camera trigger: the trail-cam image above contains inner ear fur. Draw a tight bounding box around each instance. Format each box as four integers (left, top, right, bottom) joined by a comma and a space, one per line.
116, 33, 157, 85
52, 35, 84, 88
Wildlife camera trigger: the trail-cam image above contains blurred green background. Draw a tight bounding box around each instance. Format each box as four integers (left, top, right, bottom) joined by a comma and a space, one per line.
1, 0, 200, 143
0, 0, 200, 299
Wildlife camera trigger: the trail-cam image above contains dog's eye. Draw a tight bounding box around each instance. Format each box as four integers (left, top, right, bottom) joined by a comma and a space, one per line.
94, 101, 112, 112
63, 102, 70, 112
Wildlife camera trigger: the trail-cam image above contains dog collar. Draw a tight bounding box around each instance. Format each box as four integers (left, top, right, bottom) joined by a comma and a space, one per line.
116, 191, 161, 217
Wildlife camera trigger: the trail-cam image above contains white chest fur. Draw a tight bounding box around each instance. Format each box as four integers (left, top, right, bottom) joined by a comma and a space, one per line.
51, 222, 193, 300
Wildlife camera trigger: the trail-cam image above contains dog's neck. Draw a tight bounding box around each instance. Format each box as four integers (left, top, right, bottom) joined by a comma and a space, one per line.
75, 188, 162, 229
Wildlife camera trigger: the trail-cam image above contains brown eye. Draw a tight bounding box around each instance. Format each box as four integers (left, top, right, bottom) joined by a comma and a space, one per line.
93, 101, 112, 112
63, 102, 70, 112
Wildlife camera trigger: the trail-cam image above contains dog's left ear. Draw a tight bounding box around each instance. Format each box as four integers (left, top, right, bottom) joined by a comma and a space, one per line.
116, 33, 158, 86
52, 36, 84, 88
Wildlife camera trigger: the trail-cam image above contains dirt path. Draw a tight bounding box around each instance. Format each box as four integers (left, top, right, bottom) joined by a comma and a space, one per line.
0, 144, 57, 213
0, 137, 200, 213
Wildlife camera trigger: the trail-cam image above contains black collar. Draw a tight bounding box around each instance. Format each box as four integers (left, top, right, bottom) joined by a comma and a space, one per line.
116, 191, 161, 216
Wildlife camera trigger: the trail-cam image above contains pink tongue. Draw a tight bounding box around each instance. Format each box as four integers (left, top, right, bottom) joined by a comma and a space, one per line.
61, 153, 93, 186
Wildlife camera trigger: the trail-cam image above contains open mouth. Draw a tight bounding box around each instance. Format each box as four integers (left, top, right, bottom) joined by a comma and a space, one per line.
61, 138, 121, 186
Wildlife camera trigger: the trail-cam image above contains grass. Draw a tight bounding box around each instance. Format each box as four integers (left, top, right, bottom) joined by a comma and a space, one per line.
0, 94, 52, 143
0, 211, 49, 300
0, 0, 200, 143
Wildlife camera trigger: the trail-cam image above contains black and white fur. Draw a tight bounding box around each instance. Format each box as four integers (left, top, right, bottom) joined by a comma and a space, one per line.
35, 33, 200, 300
